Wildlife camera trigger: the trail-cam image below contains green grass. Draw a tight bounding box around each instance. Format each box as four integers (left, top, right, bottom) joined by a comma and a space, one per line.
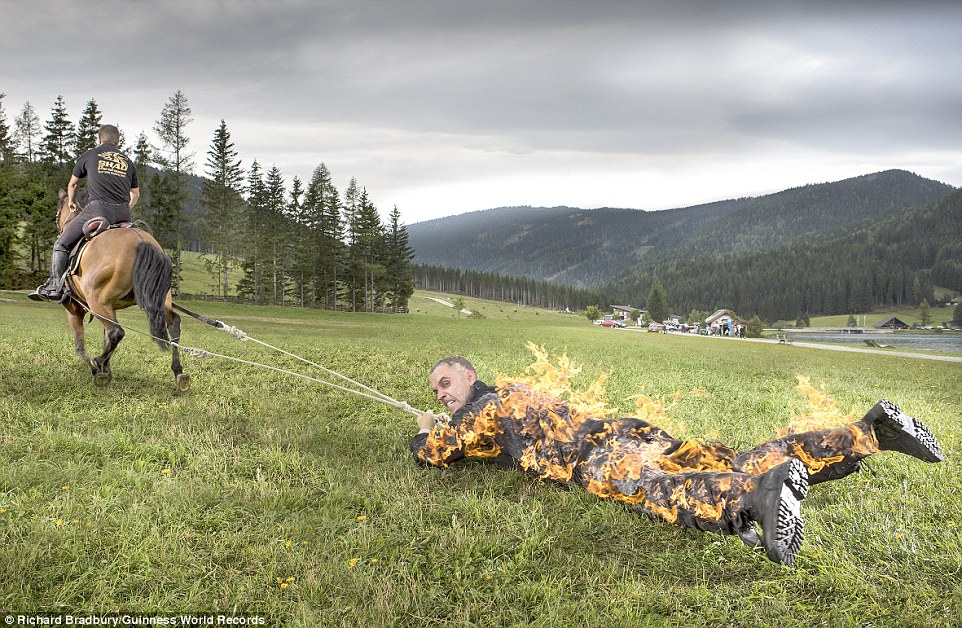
1, 290, 961, 626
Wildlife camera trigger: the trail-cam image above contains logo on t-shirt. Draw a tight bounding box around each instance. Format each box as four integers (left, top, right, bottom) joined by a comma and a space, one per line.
97, 151, 129, 177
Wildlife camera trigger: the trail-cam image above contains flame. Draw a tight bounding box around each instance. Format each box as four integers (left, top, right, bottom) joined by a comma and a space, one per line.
421, 399, 503, 467
777, 375, 859, 437
421, 346, 877, 529
495, 342, 616, 422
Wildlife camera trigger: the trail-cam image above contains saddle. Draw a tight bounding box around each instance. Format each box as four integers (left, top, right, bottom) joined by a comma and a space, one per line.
66, 217, 136, 275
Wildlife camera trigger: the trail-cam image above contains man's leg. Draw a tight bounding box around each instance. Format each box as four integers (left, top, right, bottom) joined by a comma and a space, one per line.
576, 445, 809, 565
733, 400, 943, 484
862, 400, 943, 463
631, 461, 809, 566
28, 244, 70, 302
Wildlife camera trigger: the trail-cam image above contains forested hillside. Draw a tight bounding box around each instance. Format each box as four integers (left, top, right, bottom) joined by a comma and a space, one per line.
408, 199, 752, 288
647, 170, 953, 263
408, 170, 953, 291
607, 188, 962, 322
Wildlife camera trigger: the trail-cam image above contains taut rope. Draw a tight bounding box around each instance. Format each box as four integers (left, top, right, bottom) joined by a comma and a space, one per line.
169, 302, 429, 418
70, 299, 433, 419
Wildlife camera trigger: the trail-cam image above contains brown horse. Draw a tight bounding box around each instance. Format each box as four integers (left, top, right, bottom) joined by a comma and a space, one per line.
56, 190, 190, 390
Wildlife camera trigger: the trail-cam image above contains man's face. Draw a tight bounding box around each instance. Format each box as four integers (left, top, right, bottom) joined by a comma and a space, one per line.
429, 363, 476, 413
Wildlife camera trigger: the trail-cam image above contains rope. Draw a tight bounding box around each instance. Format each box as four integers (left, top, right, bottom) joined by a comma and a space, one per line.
74, 298, 441, 420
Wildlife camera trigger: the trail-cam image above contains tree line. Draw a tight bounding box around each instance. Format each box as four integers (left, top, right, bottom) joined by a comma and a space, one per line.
413, 264, 607, 312
0, 91, 415, 312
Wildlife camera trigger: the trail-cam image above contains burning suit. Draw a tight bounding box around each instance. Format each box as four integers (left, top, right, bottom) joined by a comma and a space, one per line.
410, 380, 888, 537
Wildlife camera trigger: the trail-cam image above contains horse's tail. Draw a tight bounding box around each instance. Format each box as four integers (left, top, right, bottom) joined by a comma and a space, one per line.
132, 242, 173, 351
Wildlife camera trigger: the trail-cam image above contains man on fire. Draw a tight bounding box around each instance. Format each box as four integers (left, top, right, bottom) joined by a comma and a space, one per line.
409, 356, 944, 566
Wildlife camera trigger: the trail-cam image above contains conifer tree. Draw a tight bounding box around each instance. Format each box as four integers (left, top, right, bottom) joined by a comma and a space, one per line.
0, 94, 12, 162
317, 168, 344, 309
200, 120, 244, 299
646, 277, 669, 324
285, 175, 314, 306
73, 99, 102, 158
41, 95, 74, 166
351, 189, 386, 311
263, 165, 288, 304
294, 166, 325, 306
383, 204, 415, 312
238, 160, 268, 303
153, 90, 194, 291
343, 177, 363, 310
14, 102, 41, 162
130, 132, 152, 223
0, 161, 18, 280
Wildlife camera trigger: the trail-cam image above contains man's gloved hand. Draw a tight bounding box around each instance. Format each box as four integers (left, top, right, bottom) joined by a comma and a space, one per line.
417, 411, 437, 433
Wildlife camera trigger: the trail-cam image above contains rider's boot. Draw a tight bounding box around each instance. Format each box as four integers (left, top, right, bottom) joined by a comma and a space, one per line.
28, 249, 69, 302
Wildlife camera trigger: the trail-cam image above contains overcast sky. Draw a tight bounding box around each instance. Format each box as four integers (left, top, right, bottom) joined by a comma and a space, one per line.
3, 0, 961, 223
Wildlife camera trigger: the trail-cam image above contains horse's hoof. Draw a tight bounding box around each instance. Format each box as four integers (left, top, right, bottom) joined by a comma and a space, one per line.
176, 373, 191, 391
94, 373, 112, 387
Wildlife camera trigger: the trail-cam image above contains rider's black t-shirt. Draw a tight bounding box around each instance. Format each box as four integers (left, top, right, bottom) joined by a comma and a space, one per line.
72, 143, 139, 205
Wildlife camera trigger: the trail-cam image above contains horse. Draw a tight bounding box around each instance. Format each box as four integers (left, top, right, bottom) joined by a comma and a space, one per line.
55, 190, 190, 390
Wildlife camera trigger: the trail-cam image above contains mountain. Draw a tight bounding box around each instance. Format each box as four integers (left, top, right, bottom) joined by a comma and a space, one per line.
407, 170, 955, 290
408, 200, 752, 289
605, 185, 962, 321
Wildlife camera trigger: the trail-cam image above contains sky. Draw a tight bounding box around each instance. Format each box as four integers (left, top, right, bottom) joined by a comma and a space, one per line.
3, 0, 961, 224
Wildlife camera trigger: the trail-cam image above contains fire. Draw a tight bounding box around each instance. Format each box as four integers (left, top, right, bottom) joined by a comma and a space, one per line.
495, 342, 616, 423
777, 375, 858, 437
420, 343, 879, 531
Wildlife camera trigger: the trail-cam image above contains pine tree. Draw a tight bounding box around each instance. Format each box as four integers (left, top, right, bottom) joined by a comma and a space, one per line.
73, 99, 102, 158
263, 165, 288, 304
351, 189, 385, 312
317, 168, 344, 309
646, 277, 669, 324
0, 94, 15, 162
14, 102, 41, 162
285, 175, 313, 306
343, 177, 362, 310
130, 132, 152, 223
383, 204, 415, 312
238, 160, 268, 303
153, 90, 194, 291
919, 300, 931, 327
154, 91, 194, 174
41, 95, 74, 166
200, 120, 244, 299
0, 162, 18, 281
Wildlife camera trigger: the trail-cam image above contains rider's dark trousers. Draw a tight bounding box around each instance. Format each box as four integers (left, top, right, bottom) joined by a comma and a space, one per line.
55, 200, 132, 254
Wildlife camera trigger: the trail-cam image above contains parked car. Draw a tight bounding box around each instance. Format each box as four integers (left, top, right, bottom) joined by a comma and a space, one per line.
647, 323, 665, 332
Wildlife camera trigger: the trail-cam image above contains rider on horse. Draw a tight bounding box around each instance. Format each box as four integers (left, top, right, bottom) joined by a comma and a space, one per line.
30, 124, 140, 302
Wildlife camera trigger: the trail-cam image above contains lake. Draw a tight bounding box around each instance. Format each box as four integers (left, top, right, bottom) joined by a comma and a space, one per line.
784, 331, 962, 355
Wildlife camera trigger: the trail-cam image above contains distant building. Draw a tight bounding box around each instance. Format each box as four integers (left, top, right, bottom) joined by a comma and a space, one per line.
611, 305, 639, 319
875, 316, 909, 330
705, 309, 746, 334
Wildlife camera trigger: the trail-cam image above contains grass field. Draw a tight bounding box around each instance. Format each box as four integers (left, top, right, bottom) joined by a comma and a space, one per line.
1, 289, 961, 626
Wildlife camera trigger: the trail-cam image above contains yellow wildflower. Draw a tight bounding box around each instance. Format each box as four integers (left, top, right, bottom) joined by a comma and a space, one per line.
348, 558, 360, 569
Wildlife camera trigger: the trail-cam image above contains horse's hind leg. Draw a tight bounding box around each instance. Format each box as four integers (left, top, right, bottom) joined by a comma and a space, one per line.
92, 308, 124, 387
167, 307, 190, 391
